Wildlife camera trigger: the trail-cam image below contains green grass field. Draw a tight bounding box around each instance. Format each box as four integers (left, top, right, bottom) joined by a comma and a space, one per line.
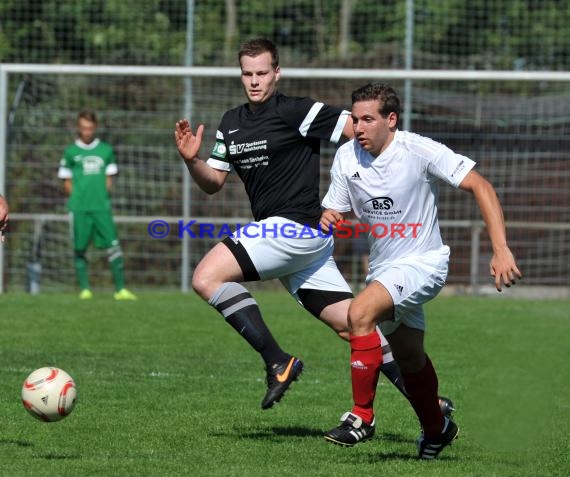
0, 291, 568, 476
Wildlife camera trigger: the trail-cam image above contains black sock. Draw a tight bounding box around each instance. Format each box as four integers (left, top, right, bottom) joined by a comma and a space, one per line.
377, 328, 409, 399
209, 282, 288, 366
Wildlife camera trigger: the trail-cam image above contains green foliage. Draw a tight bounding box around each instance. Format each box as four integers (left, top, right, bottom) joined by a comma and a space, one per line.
0, 0, 186, 64
1, 0, 568, 69
414, 0, 570, 69
0, 292, 568, 476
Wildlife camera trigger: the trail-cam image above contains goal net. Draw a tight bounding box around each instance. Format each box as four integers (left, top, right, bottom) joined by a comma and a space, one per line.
1, 66, 569, 292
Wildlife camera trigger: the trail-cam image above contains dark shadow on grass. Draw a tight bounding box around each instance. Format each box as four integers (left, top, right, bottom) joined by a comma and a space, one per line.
329, 447, 458, 463
220, 426, 324, 440
375, 450, 458, 462
0, 439, 80, 460
230, 426, 417, 444
271, 428, 417, 441
213, 424, 343, 440
0, 438, 33, 447
228, 427, 460, 463
271, 426, 327, 438
34, 453, 81, 460
379, 431, 416, 444
367, 451, 418, 462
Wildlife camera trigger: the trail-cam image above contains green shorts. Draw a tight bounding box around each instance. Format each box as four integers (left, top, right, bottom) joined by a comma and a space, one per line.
70, 210, 119, 251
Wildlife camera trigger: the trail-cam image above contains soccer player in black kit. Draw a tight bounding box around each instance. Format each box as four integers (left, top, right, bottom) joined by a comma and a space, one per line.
174, 38, 454, 416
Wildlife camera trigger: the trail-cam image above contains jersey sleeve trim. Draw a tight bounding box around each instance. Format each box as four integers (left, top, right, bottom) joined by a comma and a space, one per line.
450, 155, 476, 187
206, 157, 232, 172
321, 200, 353, 213
106, 163, 118, 176
428, 150, 476, 188
57, 167, 72, 179
331, 111, 350, 143
298, 102, 324, 137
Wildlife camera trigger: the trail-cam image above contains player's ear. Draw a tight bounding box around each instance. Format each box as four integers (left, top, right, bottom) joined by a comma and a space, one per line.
388, 112, 398, 128
274, 66, 281, 82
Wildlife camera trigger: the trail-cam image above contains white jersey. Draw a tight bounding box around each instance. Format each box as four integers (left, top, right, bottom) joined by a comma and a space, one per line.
322, 129, 475, 270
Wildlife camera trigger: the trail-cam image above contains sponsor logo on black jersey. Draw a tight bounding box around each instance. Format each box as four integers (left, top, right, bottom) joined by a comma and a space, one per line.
212, 141, 227, 159
229, 139, 267, 155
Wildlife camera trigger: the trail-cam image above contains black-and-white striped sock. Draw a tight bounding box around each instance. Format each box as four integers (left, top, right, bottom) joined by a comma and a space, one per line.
209, 282, 288, 366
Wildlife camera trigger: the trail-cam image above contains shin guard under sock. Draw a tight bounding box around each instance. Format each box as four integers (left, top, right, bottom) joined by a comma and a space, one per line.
209, 282, 288, 366
350, 331, 383, 424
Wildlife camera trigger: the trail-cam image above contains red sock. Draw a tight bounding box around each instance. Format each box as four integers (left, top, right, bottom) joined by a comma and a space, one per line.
402, 355, 444, 438
350, 331, 383, 424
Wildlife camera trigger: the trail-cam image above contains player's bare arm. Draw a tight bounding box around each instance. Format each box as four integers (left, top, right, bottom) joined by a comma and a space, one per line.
459, 169, 522, 291
175, 119, 228, 194
319, 208, 345, 233
0, 194, 9, 241
63, 179, 72, 196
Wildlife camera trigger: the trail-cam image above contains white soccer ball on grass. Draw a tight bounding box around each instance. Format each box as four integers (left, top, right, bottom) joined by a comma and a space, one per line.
21, 367, 77, 422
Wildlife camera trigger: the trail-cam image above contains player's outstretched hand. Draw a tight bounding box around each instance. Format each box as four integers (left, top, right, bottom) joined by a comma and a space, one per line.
175, 119, 204, 162
320, 208, 344, 235
489, 246, 522, 292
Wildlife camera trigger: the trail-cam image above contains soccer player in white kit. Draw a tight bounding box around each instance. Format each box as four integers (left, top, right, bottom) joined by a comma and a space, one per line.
321, 83, 522, 459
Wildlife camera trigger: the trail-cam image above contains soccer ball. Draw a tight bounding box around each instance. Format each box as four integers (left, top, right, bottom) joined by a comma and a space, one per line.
21, 367, 77, 422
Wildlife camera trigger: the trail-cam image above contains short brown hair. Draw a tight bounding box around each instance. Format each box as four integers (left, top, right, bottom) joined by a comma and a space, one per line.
77, 108, 97, 123
238, 38, 279, 69
351, 83, 401, 119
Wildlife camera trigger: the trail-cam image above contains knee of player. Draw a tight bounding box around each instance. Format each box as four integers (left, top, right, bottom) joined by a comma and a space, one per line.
347, 300, 376, 328
191, 272, 205, 296
106, 245, 123, 262
191, 270, 218, 300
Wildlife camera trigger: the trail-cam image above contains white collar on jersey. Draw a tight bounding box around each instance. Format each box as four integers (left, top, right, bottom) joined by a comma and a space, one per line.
75, 138, 101, 149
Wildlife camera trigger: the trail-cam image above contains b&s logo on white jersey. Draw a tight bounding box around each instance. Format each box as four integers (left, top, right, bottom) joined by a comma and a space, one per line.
361, 196, 401, 217
364, 196, 394, 210
82, 156, 105, 175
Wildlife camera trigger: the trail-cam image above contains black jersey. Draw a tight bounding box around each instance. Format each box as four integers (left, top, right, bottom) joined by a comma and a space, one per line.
207, 92, 349, 228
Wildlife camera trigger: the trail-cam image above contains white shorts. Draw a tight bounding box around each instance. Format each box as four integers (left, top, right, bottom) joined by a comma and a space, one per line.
231, 216, 352, 297
368, 246, 450, 335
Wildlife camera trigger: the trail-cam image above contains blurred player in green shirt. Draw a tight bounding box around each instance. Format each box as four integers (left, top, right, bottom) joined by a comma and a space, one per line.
58, 109, 137, 300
